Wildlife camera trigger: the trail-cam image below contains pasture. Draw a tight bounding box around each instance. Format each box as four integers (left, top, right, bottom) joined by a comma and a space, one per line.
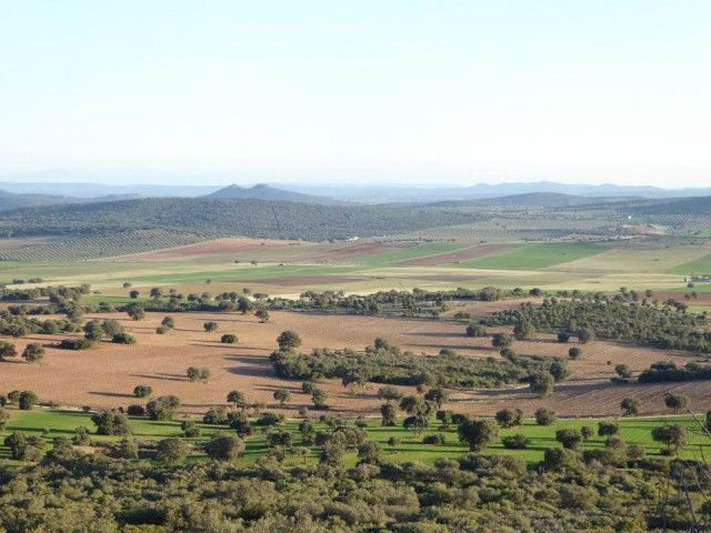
2, 408, 708, 466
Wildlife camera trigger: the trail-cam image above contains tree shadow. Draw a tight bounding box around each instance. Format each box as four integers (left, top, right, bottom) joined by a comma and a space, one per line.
129, 372, 188, 382
411, 332, 469, 339
88, 391, 134, 399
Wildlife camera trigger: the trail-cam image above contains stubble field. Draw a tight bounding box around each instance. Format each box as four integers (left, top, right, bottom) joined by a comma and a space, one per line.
3, 308, 707, 418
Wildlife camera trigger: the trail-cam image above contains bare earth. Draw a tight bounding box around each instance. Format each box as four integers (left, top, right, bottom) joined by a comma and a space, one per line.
2, 309, 708, 417
121, 238, 294, 261
285, 242, 408, 263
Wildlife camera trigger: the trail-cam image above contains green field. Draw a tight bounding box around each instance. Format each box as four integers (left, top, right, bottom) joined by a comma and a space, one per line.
1, 237, 707, 299
671, 252, 711, 275
3, 409, 708, 467
459, 242, 605, 270
355, 243, 466, 267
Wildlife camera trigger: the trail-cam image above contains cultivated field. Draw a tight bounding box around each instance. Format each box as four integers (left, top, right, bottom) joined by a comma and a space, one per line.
4, 309, 706, 418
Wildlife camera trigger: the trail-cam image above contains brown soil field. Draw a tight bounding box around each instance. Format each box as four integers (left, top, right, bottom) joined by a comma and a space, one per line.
285, 242, 409, 263
395, 244, 511, 266
0, 237, 52, 251
655, 292, 711, 304
123, 238, 295, 261
1, 309, 707, 417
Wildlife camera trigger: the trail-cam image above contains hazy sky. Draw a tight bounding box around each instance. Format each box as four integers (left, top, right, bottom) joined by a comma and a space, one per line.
1, 1, 710, 186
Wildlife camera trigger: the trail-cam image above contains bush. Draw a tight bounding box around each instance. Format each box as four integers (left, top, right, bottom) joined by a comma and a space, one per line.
22, 343, 44, 363
557, 332, 571, 343
273, 389, 290, 405
423, 433, 446, 445
535, 408, 557, 426
146, 395, 180, 421
112, 333, 136, 345
220, 334, 238, 344
529, 371, 554, 397
57, 338, 94, 350
277, 330, 302, 350
187, 366, 211, 382
457, 418, 498, 451
205, 433, 244, 461
203, 321, 219, 332
157, 438, 190, 464
203, 406, 228, 425
156, 326, 169, 334
581, 426, 594, 440
491, 333, 513, 349
465, 324, 487, 337
620, 397, 639, 416
495, 408, 524, 428
18, 391, 38, 410
568, 347, 581, 360
255, 412, 285, 427
133, 385, 152, 398
556, 429, 582, 450
664, 392, 690, 413
502, 434, 530, 449
91, 410, 131, 435
181, 420, 201, 438
598, 421, 619, 437
126, 404, 145, 417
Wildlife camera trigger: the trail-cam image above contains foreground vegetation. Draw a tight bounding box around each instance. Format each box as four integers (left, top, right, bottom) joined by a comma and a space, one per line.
0, 408, 710, 532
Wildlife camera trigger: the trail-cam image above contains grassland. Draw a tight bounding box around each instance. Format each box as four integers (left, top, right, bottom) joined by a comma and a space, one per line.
459, 242, 605, 270
3, 408, 708, 466
353, 242, 466, 266
670, 252, 711, 275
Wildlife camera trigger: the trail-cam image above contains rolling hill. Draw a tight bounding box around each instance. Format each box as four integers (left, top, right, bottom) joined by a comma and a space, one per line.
427, 192, 624, 209
628, 195, 711, 215
0, 197, 475, 242
204, 184, 343, 205
0, 189, 140, 212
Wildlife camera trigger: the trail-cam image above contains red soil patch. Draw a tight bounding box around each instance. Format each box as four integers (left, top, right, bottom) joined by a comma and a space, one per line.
395, 244, 511, 266
2, 308, 704, 417
654, 292, 711, 305
286, 242, 409, 263
125, 238, 294, 261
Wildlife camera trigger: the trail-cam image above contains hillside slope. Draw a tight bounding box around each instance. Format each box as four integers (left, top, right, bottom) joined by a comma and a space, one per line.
0, 189, 140, 212
428, 192, 619, 209
0, 197, 476, 241
629, 195, 711, 215
204, 184, 342, 205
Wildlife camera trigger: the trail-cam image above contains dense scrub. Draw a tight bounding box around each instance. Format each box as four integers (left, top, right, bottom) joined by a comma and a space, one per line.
270, 342, 565, 388
0, 451, 706, 532
268, 287, 527, 317
487, 295, 711, 354
0, 197, 477, 241
638, 361, 711, 383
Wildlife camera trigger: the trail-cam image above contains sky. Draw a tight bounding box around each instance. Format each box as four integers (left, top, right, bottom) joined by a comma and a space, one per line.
1, 1, 710, 187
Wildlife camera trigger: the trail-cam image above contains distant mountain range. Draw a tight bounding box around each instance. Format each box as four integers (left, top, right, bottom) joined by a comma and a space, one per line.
0, 189, 139, 212
1, 177, 710, 205
426, 192, 635, 209
286, 182, 711, 203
